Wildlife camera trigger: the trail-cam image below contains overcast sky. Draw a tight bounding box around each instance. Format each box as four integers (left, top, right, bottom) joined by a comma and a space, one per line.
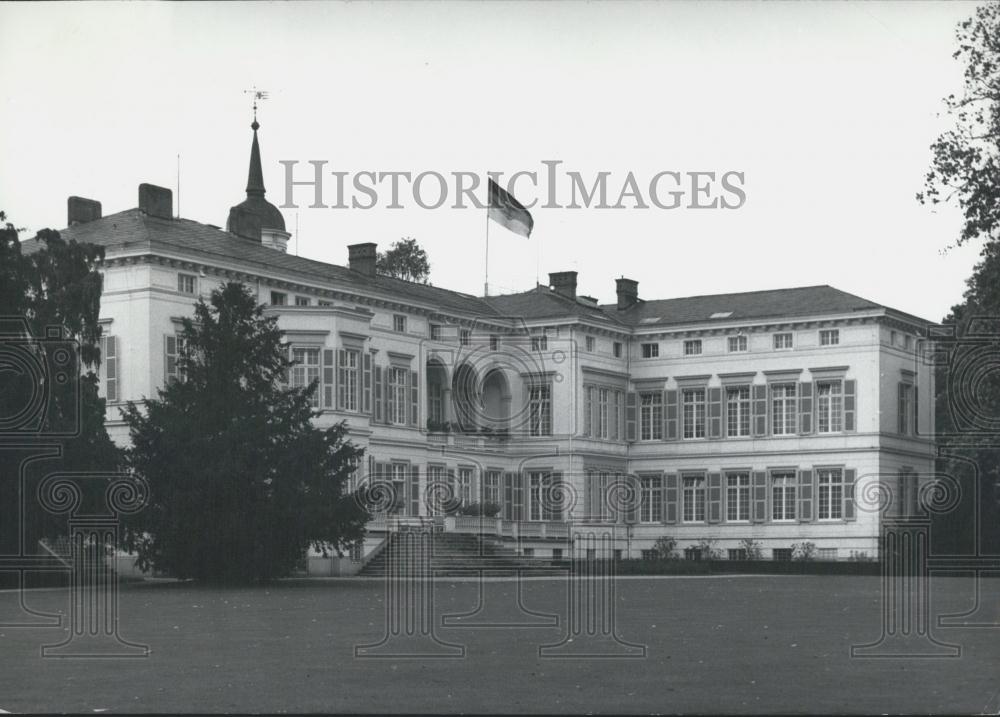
0, 1, 984, 322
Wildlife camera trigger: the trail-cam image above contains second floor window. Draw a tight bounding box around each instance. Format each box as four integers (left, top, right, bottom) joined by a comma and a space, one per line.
528, 384, 552, 436
641, 343, 659, 359
586, 336, 595, 352
773, 332, 793, 350
386, 367, 408, 425
682, 388, 706, 439
295, 296, 310, 306
270, 291, 287, 306
291, 347, 320, 407
639, 391, 663, 441
771, 383, 797, 435
531, 336, 548, 352
429, 324, 442, 341
726, 385, 751, 437
177, 273, 196, 294
728, 335, 747, 352
490, 335, 499, 351
683, 339, 702, 356
820, 329, 840, 346
393, 315, 406, 333
898, 383, 913, 434
613, 342, 623, 358
816, 380, 843, 433
98, 335, 119, 401
460, 329, 471, 346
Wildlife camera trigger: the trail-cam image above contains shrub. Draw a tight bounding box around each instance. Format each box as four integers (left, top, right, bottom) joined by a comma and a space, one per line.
652, 536, 677, 559
792, 541, 818, 561
739, 538, 763, 559
695, 538, 722, 560
848, 550, 875, 562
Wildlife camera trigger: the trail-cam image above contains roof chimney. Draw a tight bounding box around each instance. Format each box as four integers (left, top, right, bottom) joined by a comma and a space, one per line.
138, 183, 173, 220
67, 196, 102, 226
348, 242, 378, 277
548, 271, 577, 300
616, 277, 639, 310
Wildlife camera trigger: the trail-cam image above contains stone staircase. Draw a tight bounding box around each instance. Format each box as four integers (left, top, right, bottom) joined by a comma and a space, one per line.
359, 531, 565, 577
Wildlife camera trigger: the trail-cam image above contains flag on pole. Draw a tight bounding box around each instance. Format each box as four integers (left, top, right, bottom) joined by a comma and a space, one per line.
488, 178, 534, 238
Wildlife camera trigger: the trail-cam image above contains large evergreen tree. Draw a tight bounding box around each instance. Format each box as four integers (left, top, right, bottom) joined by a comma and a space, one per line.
0, 212, 121, 550
919, 4, 1000, 552
121, 282, 368, 583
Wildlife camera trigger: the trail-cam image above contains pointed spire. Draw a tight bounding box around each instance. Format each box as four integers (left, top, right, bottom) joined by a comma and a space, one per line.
246, 120, 265, 198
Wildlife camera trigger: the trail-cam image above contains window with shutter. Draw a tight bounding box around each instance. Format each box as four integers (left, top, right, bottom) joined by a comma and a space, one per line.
363, 353, 372, 414
100, 335, 119, 402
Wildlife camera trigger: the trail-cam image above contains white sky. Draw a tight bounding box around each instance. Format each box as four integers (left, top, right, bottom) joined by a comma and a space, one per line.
0, 1, 984, 322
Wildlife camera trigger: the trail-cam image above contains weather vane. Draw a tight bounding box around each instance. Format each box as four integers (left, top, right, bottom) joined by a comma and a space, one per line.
243, 85, 269, 127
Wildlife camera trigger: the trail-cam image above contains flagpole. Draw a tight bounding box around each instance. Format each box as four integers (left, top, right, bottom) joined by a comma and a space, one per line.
484, 199, 490, 297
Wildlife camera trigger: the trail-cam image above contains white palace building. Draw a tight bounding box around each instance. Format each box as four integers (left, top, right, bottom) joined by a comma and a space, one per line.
50, 123, 936, 570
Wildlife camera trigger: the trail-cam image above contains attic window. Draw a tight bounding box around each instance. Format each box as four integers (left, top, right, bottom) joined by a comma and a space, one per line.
639, 317, 661, 325
710, 311, 733, 319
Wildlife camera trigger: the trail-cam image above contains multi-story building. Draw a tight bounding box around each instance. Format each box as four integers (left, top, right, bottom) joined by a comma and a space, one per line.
43, 123, 935, 570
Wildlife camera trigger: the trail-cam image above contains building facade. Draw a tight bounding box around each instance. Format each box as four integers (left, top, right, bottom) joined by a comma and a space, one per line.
46, 125, 936, 566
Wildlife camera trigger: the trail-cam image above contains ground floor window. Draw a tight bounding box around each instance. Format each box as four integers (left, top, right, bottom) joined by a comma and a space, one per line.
772, 548, 793, 561
684, 547, 703, 561
727, 548, 747, 560
818, 548, 837, 560
640, 475, 663, 523
726, 472, 750, 521
818, 468, 844, 519
772, 471, 797, 521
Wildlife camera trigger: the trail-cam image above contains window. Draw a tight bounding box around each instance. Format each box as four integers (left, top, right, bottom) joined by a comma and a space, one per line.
726, 385, 751, 437
389, 463, 408, 514
386, 367, 408, 425
728, 335, 748, 352
531, 335, 548, 352
816, 380, 843, 433
584, 386, 593, 436
682, 388, 706, 439
291, 347, 321, 407
460, 329, 471, 346
585, 336, 595, 352
523, 548, 535, 557
641, 342, 659, 359
613, 549, 623, 561
683, 339, 702, 356
598, 388, 610, 439
639, 391, 663, 441
820, 329, 839, 346
483, 470, 501, 505
641, 549, 657, 561
772, 548, 793, 561
890, 330, 898, 346
528, 472, 560, 521
898, 383, 913, 435
552, 548, 563, 561
177, 273, 196, 294
771, 471, 797, 521
270, 291, 287, 306
489, 335, 499, 351
295, 296, 310, 306
726, 472, 750, 521
429, 324, 442, 341
612, 390, 623, 441
682, 474, 706, 522
613, 341, 623, 358
528, 384, 552, 436
457, 467, 473, 505
728, 549, 748, 561
98, 335, 119, 401
818, 548, 837, 560
897, 470, 920, 516
640, 475, 663, 523
339, 349, 360, 411
771, 383, 797, 435
817, 468, 844, 520
318, 300, 334, 307
164, 334, 188, 384
904, 335, 913, 351
393, 315, 406, 333
773, 332, 793, 350
684, 547, 703, 561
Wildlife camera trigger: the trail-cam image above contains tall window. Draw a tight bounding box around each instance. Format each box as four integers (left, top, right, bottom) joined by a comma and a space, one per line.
292, 347, 320, 407
773, 332, 793, 350
726, 385, 751, 437
340, 349, 360, 411
728, 335, 747, 352
387, 367, 408, 425
612, 390, 622, 440
898, 383, 913, 435
640, 475, 663, 523
528, 472, 560, 521
98, 335, 119, 401
726, 472, 750, 521
483, 470, 501, 505
682, 388, 706, 439
429, 379, 444, 425
820, 329, 839, 346
389, 463, 408, 515
771, 471, 797, 521
393, 315, 407, 333
682, 474, 706, 522
771, 383, 797, 435
584, 386, 593, 436
639, 391, 663, 441
598, 388, 610, 438
457, 467, 473, 504
528, 384, 552, 436
641, 343, 659, 359
177, 273, 196, 294
816, 380, 843, 433
683, 339, 702, 356
818, 468, 844, 520
165, 334, 188, 384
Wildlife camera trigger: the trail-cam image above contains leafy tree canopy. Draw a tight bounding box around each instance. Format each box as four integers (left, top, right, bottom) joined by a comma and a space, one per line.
121, 282, 369, 583
376, 237, 430, 283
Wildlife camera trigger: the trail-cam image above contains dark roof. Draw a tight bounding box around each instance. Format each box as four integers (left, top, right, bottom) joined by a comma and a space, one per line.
485, 286, 625, 326
601, 285, 928, 328
22, 209, 499, 317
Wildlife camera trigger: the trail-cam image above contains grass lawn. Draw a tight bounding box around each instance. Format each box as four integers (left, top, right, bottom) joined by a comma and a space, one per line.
0, 575, 998, 713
